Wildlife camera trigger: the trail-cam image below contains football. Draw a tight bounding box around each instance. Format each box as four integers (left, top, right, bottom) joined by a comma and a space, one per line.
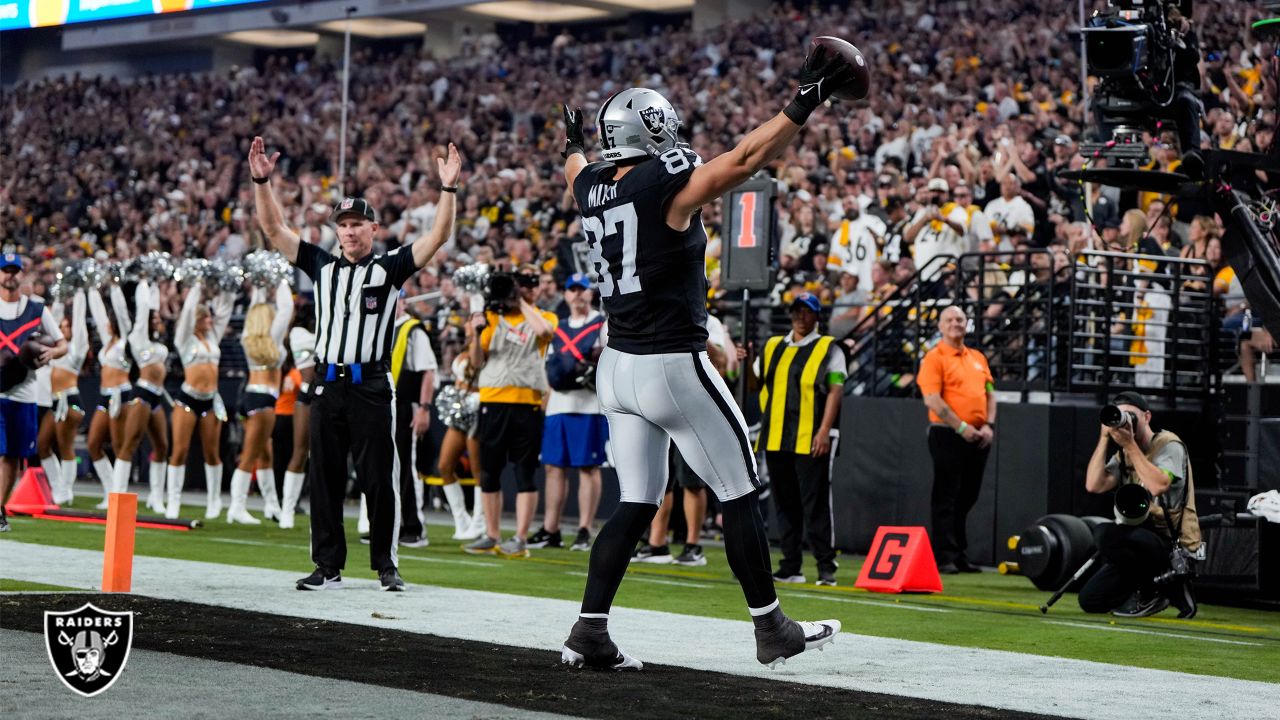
812, 36, 871, 101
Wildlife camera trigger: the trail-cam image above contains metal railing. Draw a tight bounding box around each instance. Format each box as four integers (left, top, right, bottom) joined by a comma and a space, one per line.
832, 249, 1220, 406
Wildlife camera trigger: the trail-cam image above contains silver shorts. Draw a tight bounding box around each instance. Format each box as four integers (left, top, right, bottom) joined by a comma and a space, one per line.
596, 347, 760, 506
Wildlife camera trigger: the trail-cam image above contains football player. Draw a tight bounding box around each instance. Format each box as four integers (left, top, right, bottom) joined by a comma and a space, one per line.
559, 43, 856, 671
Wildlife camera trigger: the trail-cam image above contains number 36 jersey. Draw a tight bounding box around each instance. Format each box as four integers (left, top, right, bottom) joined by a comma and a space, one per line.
572, 148, 710, 355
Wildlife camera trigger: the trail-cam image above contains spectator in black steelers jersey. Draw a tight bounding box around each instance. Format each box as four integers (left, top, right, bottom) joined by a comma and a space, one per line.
784, 203, 828, 273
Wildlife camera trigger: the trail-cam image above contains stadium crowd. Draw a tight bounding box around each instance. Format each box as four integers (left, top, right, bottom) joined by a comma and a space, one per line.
0, 0, 1275, 546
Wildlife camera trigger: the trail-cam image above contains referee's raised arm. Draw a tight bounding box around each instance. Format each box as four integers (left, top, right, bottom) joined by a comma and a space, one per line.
248, 136, 302, 263
411, 142, 461, 268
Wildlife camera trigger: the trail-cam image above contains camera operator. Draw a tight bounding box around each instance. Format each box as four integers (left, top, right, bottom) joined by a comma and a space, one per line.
1167, 5, 1205, 154
1081, 391, 1201, 618
463, 264, 557, 558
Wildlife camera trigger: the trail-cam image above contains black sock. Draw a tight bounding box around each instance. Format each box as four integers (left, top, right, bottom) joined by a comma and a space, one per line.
580, 502, 659, 615
720, 492, 779, 612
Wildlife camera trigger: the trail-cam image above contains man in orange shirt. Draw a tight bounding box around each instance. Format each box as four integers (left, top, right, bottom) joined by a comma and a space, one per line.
917, 306, 996, 574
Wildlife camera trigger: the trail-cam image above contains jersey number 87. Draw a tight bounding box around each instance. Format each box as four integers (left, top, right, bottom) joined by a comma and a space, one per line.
581, 148, 698, 298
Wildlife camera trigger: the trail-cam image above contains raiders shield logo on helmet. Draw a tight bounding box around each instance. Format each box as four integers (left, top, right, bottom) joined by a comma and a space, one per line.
639, 106, 665, 135
44, 603, 134, 697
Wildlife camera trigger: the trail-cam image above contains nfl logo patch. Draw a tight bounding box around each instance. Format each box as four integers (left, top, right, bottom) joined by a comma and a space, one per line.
365, 295, 378, 310
341, 198, 354, 210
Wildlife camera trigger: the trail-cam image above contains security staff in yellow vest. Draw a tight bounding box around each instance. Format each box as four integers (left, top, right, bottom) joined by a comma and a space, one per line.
388, 295, 437, 548
747, 293, 847, 586
1082, 391, 1201, 619
463, 265, 557, 558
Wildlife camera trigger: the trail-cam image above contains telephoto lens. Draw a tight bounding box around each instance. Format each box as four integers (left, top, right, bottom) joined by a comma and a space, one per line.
1100, 404, 1137, 429
1114, 482, 1153, 526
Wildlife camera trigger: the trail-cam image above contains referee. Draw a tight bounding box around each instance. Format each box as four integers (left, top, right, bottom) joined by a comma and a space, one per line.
249, 136, 461, 591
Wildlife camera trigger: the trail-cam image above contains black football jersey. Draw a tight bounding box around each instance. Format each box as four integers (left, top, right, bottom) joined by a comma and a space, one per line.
572, 149, 710, 354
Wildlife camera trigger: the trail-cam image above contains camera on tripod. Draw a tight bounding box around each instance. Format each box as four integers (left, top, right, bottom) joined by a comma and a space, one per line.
1080, 0, 1199, 160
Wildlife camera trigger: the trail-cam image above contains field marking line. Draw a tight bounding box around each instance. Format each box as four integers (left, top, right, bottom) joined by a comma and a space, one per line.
1045, 620, 1264, 647
203, 536, 502, 568
566, 570, 710, 589
780, 591, 953, 613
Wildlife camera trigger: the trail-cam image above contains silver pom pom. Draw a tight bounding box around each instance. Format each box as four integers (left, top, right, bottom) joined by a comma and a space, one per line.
136, 252, 175, 282
243, 250, 292, 289
175, 258, 209, 286
434, 384, 480, 434
100, 261, 126, 287
206, 258, 245, 294
452, 263, 491, 294
52, 258, 101, 300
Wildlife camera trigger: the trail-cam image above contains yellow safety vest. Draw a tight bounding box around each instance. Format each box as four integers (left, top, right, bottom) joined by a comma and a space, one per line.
757, 334, 835, 454
390, 318, 421, 384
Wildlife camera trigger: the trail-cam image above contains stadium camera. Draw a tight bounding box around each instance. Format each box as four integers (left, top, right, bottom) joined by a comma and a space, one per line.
483, 272, 519, 312
1100, 404, 1138, 429
1114, 482, 1153, 525
1079, 0, 1200, 162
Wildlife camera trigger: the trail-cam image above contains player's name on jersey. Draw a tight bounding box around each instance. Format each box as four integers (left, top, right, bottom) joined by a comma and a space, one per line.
586, 184, 617, 209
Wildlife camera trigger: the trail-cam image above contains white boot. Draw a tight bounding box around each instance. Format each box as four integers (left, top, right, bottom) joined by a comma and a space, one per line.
443, 482, 473, 539
111, 459, 132, 495
92, 457, 114, 509
279, 471, 305, 529
40, 455, 64, 504
204, 464, 223, 519
60, 459, 77, 505
165, 465, 185, 520
226, 469, 260, 524
357, 493, 370, 535
456, 486, 486, 541
257, 468, 282, 521
146, 461, 167, 515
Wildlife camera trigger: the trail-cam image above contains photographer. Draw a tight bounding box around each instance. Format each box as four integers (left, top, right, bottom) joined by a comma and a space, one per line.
463, 264, 557, 558
1082, 391, 1201, 618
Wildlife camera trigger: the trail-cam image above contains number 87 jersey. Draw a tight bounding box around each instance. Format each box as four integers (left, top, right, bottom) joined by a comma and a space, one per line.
572, 146, 712, 355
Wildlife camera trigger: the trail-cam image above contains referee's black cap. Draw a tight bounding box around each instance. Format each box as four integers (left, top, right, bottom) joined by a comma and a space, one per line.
331, 197, 377, 224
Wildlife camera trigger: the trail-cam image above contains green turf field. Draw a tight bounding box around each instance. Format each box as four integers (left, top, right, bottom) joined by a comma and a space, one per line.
3, 497, 1278, 683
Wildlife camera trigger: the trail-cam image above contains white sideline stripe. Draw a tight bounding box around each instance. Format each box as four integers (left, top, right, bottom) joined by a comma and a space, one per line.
780, 592, 952, 613
2, 541, 1278, 720
1047, 620, 1265, 647
204, 536, 501, 568
567, 570, 710, 589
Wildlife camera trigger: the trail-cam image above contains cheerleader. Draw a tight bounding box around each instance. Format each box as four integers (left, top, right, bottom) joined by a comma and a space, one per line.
118, 280, 171, 514
86, 285, 131, 509
278, 309, 315, 529
439, 349, 484, 540
165, 279, 234, 520
40, 291, 89, 504
232, 280, 292, 525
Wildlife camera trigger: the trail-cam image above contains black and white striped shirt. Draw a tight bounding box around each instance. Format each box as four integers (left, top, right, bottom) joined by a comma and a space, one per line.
294, 242, 417, 365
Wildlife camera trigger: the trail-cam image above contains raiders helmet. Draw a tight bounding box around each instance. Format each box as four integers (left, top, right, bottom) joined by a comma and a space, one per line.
595, 88, 682, 161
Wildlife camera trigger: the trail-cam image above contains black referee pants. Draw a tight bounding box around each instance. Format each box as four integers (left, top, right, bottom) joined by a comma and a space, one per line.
309, 372, 400, 574
927, 426, 990, 566
395, 396, 424, 539
766, 450, 837, 577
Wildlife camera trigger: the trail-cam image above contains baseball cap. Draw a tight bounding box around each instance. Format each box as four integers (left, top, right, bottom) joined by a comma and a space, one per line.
1111, 391, 1149, 412
0, 253, 22, 271
331, 197, 377, 224
790, 292, 821, 313
1053, 134, 1073, 147
565, 273, 593, 290
926, 178, 950, 192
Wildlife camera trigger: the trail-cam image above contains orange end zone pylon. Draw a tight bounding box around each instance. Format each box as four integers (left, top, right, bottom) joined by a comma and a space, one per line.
102, 493, 138, 593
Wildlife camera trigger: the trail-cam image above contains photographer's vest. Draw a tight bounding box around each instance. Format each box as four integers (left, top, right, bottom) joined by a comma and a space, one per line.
1118, 430, 1202, 552
756, 333, 835, 455
390, 317, 426, 402
477, 309, 553, 405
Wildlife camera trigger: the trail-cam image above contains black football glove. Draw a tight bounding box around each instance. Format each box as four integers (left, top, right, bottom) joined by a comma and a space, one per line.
783, 44, 857, 126
562, 104, 586, 159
